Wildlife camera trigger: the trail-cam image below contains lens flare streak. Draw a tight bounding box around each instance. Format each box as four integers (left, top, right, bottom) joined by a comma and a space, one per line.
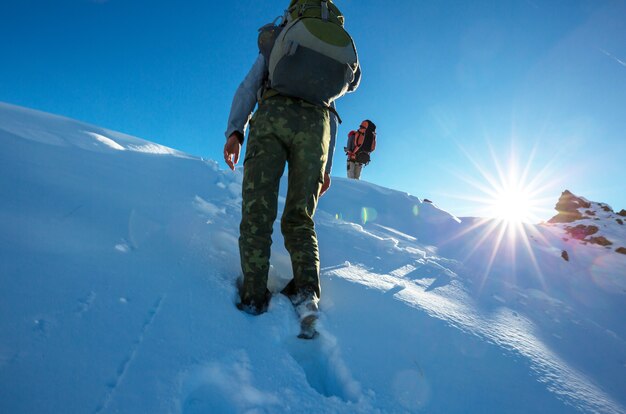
435, 141, 564, 291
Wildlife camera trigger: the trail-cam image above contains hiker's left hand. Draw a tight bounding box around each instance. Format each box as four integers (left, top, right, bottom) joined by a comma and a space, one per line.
320, 173, 331, 197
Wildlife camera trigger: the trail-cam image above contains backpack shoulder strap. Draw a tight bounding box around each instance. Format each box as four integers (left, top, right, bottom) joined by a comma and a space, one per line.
352, 130, 364, 154
257, 15, 286, 63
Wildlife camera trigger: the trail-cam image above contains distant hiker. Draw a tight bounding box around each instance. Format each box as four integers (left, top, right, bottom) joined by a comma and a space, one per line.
223, 0, 360, 336
345, 119, 376, 179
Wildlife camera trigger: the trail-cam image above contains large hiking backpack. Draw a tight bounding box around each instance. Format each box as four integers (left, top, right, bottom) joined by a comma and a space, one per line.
259, 0, 359, 108
354, 120, 376, 165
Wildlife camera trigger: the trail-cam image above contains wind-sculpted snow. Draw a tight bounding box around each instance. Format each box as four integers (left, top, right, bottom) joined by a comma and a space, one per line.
0, 102, 190, 157
326, 263, 624, 414
1, 102, 625, 413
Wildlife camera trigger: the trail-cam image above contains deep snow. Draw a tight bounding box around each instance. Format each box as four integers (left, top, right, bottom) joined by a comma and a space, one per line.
1, 102, 625, 413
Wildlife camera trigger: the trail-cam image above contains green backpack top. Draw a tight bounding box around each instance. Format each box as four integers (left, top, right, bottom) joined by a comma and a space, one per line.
258, 0, 359, 108
286, 0, 344, 25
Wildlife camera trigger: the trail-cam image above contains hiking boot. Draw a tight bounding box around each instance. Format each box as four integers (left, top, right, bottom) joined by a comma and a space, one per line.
288, 286, 319, 319
237, 288, 271, 316
294, 294, 319, 319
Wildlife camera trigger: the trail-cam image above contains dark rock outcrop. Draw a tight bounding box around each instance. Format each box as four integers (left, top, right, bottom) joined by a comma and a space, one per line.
588, 236, 612, 247
548, 190, 591, 223
564, 224, 598, 240
546, 190, 625, 255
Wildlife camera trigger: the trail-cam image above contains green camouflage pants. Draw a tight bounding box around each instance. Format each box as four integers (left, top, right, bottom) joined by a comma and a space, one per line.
239, 95, 330, 306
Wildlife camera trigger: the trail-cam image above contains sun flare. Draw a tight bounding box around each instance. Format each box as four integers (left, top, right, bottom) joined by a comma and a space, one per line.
488, 186, 535, 224
438, 141, 566, 291
453, 143, 558, 225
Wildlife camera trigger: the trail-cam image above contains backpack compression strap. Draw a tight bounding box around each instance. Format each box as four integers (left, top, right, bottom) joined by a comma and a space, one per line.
321, 0, 329, 21
327, 104, 342, 124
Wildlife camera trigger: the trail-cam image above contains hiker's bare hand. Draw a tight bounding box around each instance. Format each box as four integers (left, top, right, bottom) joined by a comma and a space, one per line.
224, 133, 241, 171
320, 173, 331, 197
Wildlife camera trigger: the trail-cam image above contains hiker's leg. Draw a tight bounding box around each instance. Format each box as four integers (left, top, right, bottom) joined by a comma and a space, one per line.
354, 162, 363, 180
347, 160, 355, 179
280, 100, 330, 299
239, 103, 288, 308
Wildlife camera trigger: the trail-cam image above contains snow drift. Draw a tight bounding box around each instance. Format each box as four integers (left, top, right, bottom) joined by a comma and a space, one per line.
1, 102, 625, 413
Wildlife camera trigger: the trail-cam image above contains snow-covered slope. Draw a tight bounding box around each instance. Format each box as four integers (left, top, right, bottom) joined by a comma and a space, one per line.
1, 102, 625, 413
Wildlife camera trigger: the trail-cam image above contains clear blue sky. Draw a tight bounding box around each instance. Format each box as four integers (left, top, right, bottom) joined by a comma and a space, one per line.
2, 0, 625, 221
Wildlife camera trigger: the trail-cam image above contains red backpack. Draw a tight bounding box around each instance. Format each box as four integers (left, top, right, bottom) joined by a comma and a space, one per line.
346, 120, 376, 164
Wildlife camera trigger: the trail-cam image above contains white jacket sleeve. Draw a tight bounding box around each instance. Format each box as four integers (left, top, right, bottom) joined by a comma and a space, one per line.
224, 54, 267, 141
326, 102, 337, 175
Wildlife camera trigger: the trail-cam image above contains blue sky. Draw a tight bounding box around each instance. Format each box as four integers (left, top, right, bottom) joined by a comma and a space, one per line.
1, 0, 625, 221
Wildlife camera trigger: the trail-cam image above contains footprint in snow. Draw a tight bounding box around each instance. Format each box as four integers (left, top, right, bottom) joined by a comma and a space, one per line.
181, 351, 280, 414
285, 330, 362, 403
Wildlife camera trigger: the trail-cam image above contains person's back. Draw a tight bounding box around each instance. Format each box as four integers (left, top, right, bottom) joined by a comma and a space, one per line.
346, 119, 376, 179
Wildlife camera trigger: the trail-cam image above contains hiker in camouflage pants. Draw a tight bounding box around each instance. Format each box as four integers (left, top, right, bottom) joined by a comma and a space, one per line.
223, 54, 338, 315
223, 1, 360, 315
236, 95, 330, 310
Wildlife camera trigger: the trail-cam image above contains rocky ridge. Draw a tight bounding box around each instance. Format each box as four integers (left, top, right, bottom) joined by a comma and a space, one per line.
547, 190, 626, 258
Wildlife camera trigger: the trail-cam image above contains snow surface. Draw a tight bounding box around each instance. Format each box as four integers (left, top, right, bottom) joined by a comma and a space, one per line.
1, 101, 625, 413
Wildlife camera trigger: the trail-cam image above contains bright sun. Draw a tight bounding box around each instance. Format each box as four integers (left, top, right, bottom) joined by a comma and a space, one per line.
452, 143, 556, 225
439, 141, 563, 289
488, 187, 534, 223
